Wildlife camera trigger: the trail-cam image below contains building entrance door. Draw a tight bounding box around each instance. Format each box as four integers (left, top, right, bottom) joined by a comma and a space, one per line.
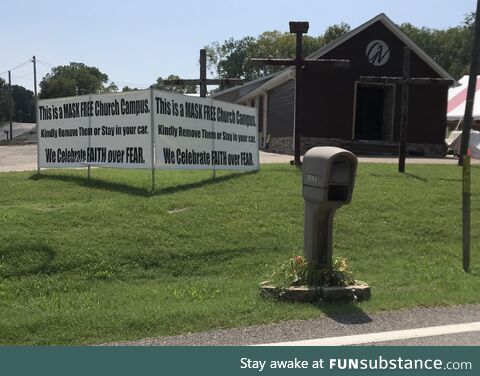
354, 84, 395, 141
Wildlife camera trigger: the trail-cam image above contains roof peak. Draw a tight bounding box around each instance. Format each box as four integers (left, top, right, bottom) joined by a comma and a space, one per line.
308, 13, 453, 80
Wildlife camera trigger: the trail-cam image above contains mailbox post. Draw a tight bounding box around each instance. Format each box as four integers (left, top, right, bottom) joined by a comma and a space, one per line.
302, 147, 358, 270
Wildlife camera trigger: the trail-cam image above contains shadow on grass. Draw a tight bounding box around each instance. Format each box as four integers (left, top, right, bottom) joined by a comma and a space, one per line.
156, 170, 258, 195
29, 170, 258, 197
403, 172, 429, 182
126, 247, 258, 278
369, 172, 462, 183
369, 172, 428, 182
310, 300, 372, 324
0, 243, 56, 278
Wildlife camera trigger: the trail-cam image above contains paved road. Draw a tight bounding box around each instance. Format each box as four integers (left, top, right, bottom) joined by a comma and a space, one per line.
0, 144, 38, 172
105, 304, 480, 346
1, 145, 478, 172
0, 123, 36, 141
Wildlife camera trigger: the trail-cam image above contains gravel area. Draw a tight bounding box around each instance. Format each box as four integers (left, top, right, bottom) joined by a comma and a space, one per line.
103, 304, 480, 346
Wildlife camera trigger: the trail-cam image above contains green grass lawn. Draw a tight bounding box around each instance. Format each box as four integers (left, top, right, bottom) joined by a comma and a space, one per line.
0, 163, 479, 345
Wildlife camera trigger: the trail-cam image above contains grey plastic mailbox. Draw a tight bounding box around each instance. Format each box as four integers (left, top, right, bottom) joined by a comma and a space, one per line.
302, 147, 358, 269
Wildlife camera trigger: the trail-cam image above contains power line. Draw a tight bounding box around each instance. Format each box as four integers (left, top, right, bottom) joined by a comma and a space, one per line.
0, 59, 33, 76
36, 59, 54, 68
13, 76, 34, 82
13, 71, 34, 79
113, 80, 151, 88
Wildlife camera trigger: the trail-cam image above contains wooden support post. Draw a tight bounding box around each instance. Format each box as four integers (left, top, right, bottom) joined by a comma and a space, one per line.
460, 0, 480, 272
87, 93, 92, 180
163, 49, 243, 93
8, 71, 13, 140
463, 154, 471, 272
200, 49, 207, 98
293, 31, 303, 166
398, 47, 411, 173
33, 56, 40, 174
459, 2, 480, 163
150, 87, 156, 193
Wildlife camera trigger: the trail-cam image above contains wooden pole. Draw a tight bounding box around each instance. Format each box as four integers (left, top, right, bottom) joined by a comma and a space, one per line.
33, 56, 40, 174
200, 49, 207, 98
87, 94, 92, 180
463, 154, 471, 272
199, 49, 217, 179
8, 70, 13, 140
293, 32, 303, 166
150, 87, 156, 193
459, 0, 480, 161
459, 0, 480, 272
398, 47, 411, 173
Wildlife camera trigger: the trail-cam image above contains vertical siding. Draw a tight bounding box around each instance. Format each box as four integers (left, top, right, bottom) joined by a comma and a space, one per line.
267, 80, 295, 138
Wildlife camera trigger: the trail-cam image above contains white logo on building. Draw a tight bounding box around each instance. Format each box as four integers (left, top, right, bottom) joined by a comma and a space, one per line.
366, 40, 390, 66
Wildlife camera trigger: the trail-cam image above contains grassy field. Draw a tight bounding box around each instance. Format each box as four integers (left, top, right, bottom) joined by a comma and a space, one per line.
0, 163, 479, 345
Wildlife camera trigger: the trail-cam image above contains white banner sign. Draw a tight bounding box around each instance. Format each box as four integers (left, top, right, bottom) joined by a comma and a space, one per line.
38, 89, 259, 171
153, 90, 259, 170
38, 91, 152, 169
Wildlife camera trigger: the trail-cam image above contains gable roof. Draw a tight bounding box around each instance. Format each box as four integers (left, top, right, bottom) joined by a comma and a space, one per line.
212, 71, 276, 101
307, 13, 454, 80
213, 13, 455, 102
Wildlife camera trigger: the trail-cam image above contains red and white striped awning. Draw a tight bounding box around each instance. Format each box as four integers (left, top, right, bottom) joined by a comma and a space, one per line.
447, 75, 480, 120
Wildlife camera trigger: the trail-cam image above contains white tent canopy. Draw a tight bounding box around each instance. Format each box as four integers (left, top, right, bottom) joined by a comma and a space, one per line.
446, 130, 480, 158
447, 75, 480, 121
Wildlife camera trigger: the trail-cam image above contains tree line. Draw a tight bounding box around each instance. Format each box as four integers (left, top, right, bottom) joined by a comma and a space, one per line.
0, 14, 474, 125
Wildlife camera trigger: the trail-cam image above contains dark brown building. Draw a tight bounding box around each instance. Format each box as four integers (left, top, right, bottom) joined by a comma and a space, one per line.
213, 14, 455, 156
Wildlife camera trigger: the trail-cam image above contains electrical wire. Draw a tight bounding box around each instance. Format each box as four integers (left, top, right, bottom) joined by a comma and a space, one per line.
2, 57, 157, 93
13, 71, 34, 79
0, 59, 33, 76
36, 59, 54, 68
113, 80, 151, 88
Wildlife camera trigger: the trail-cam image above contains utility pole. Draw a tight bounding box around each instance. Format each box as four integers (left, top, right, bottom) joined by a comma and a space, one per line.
459, 0, 480, 272
8, 70, 13, 140
459, 0, 480, 162
32, 56, 37, 98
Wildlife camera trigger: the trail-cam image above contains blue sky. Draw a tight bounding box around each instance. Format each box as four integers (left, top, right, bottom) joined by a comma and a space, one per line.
1, 0, 477, 92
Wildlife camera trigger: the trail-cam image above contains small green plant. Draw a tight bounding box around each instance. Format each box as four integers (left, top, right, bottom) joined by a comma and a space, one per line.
268, 255, 355, 289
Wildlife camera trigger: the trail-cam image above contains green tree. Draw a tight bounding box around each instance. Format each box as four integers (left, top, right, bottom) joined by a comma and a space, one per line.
152, 74, 197, 94
205, 24, 349, 81
0, 78, 9, 124
0, 80, 35, 124
122, 86, 139, 92
100, 82, 119, 94
322, 22, 351, 45
39, 62, 116, 98
11, 85, 35, 123
206, 36, 257, 81
400, 13, 474, 79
